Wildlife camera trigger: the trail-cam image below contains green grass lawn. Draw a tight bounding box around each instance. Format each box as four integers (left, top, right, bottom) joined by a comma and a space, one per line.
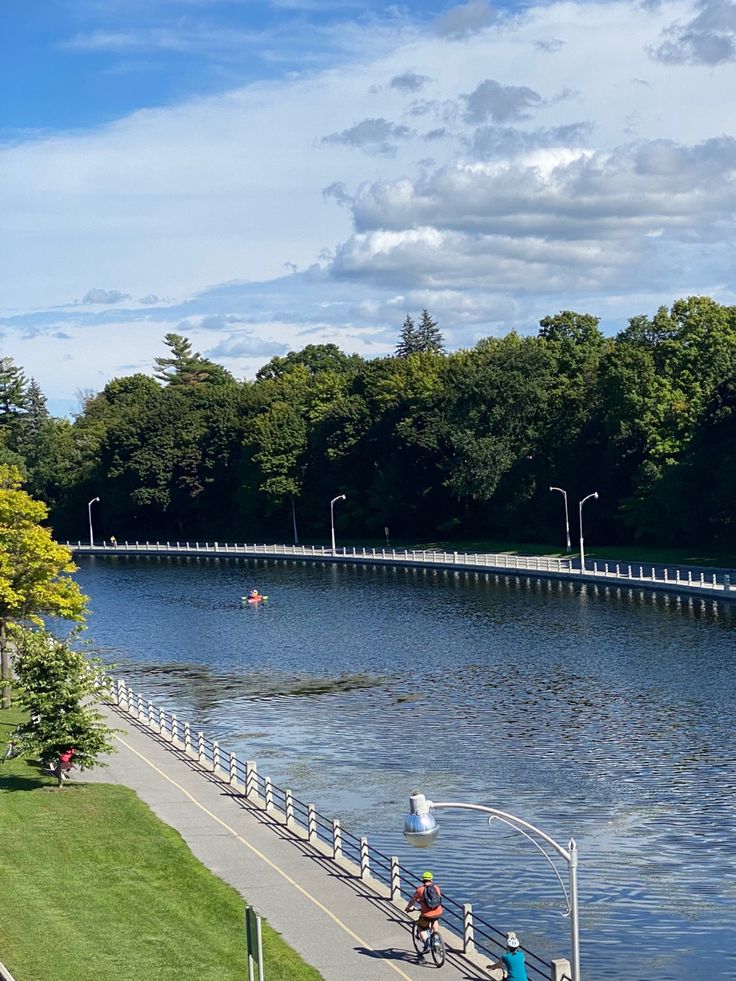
0, 707, 323, 981
318, 536, 736, 568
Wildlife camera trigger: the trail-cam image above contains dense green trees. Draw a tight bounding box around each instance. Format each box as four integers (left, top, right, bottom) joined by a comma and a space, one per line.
4, 298, 736, 550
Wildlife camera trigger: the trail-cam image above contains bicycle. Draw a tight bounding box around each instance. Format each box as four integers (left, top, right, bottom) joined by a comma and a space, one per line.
410, 915, 446, 968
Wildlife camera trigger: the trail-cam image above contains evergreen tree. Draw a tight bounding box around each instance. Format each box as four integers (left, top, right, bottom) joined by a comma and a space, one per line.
415, 309, 444, 353
395, 316, 419, 357
0, 357, 29, 416
154, 333, 233, 386
25, 378, 49, 432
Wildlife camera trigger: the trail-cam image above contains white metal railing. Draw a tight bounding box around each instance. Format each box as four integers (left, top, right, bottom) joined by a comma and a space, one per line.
66, 539, 733, 600
109, 676, 565, 981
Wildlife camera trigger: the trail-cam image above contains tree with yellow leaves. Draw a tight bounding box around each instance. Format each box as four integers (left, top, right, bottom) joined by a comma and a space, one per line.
0, 464, 86, 708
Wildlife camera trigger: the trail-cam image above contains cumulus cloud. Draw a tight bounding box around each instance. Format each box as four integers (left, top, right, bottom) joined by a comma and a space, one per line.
650, 0, 736, 64
463, 79, 543, 124
535, 38, 565, 53
434, 0, 493, 38
469, 122, 593, 158
206, 335, 288, 358
327, 135, 736, 294
389, 71, 432, 92
321, 118, 414, 155
323, 181, 353, 207
81, 288, 131, 304
138, 293, 162, 304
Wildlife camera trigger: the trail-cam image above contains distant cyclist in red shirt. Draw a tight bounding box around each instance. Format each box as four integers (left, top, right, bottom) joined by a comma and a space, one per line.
405, 871, 443, 960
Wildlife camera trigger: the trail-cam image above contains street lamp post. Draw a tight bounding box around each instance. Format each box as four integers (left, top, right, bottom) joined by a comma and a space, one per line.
578, 492, 599, 572
403, 792, 580, 981
87, 496, 100, 547
549, 487, 571, 551
330, 494, 346, 554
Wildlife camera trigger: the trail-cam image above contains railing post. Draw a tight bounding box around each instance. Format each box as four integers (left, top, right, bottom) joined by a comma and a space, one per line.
552, 958, 573, 981
688, 570, 692, 584
639, 566, 643, 578
171, 714, 179, 743
308, 804, 317, 842
229, 753, 238, 787
197, 732, 205, 765
265, 776, 273, 810
390, 856, 401, 902
725, 574, 731, 592
332, 819, 342, 860
285, 790, 294, 826
184, 722, 192, 756
159, 709, 167, 738
360, 836, 370, 879
664, 568, 669, 582
462, 903, 475, 953
137, 693, 144, 721
213, 741, 221, 774
246, 760, 258, 799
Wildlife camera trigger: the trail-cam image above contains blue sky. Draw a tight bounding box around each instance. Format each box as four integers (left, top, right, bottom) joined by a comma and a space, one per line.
1, 0, 736, 415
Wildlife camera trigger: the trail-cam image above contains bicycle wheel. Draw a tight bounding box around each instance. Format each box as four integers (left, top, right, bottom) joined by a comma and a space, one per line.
430, 931, 446, 968
412, 921, 424, 955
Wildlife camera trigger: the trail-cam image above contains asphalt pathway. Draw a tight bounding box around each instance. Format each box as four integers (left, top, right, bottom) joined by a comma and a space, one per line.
83, 703, 494, 981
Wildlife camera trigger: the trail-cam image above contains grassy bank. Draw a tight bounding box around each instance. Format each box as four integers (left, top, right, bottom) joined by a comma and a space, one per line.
0, 707, 322, 981
318, 537, 736, 568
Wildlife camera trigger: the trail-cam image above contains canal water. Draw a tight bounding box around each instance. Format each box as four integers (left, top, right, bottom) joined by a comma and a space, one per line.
73, 556, 736, 980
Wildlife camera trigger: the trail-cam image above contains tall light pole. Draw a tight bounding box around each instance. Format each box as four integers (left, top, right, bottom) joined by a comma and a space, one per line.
87, 496, 100, 547
549, 486, 571, 551
578, 492, 598, 572
330, 494, 346, 554
403, 792, 581, 981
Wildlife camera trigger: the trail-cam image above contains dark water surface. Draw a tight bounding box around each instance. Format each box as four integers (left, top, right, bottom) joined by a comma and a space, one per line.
74, 556, 736, 980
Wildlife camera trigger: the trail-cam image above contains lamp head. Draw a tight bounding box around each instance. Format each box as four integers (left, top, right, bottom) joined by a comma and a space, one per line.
403, 792, 439, 848
593, 491, 599, 500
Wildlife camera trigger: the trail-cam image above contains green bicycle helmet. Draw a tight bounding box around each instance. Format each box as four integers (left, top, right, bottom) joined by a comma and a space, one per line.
421, 871, 434, 882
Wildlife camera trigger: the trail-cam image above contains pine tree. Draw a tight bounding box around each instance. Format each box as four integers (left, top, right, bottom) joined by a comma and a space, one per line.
25, 378, 49, 435
0, 357, 29, 416
415, 309, 444, 354
154, 333, 233, 386
395, 316, 419, 357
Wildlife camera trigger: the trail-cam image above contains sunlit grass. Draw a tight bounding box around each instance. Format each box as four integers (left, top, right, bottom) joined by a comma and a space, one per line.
0, 707, 322, 981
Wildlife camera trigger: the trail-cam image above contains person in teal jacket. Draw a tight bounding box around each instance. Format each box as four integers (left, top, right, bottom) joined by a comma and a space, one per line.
488, 932, 529, 980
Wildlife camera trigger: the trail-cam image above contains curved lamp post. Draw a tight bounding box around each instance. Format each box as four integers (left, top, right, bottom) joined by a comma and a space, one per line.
403, 792, 581, 981
549, 486, 571, 552
87, 496, 100, 547
330, 494, 346, 554
578, 492, 599, 573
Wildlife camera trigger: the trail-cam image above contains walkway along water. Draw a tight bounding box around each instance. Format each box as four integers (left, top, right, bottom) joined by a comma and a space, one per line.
68, 540, 736, 606
92, 677, 573, 981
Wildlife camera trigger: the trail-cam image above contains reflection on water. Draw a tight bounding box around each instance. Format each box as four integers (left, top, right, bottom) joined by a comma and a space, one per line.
75, 556, 736, 980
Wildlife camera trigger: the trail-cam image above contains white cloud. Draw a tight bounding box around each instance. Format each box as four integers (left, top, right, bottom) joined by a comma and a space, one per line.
2, 0, 736, 401
434, 0, 494, 38
81, 287, 132, 304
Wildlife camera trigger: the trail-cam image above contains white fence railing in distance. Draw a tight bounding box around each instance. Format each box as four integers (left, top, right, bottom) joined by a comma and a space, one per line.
111, 676, 568, 981
68, 540, 734, 602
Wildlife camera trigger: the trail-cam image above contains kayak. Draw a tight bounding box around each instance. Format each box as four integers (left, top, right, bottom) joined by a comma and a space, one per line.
242, 595, 268, 603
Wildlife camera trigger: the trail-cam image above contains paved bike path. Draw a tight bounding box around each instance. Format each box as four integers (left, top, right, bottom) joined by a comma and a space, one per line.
84, 703, 493, 981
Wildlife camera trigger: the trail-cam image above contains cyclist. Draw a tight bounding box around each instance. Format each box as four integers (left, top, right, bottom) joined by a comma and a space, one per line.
405, 870, 443, 960
488, 931, 529, 980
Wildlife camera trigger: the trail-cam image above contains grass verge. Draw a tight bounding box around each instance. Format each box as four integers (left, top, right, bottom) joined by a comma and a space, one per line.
0, 707, 323, 981
320, 537, 736, 568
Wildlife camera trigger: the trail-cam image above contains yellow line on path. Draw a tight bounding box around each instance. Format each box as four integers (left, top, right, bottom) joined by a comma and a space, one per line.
115, 734, 415, 981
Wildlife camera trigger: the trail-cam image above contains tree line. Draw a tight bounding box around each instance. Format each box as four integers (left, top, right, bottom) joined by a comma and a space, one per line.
2, 296, 736, 550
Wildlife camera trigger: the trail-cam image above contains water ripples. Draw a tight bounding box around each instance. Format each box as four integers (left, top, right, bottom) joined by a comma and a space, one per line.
75, 556, 736, 979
